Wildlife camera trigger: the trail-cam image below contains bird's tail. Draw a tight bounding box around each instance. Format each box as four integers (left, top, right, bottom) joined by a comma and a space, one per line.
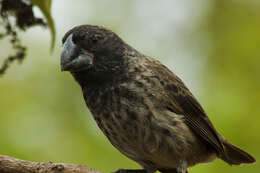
220, 140, 255, 165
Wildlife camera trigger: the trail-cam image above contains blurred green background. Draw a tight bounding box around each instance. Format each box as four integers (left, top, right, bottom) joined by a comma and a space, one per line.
0, 0, 259, 172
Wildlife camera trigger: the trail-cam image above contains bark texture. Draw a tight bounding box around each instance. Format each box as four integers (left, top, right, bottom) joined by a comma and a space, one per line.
0, 155, 102, 173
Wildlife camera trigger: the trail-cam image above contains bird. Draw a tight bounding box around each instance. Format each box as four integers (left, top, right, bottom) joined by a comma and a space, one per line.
60, 25, 255, 173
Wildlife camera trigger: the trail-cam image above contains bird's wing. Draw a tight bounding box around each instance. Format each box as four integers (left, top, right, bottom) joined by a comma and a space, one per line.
151, 61, 225, 155
169, 88, 225, 155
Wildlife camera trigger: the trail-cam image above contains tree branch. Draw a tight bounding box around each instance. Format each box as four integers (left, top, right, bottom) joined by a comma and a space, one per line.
0, 155, 102, 173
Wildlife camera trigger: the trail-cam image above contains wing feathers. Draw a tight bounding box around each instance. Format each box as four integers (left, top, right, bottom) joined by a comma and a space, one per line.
175, 94, 225, 155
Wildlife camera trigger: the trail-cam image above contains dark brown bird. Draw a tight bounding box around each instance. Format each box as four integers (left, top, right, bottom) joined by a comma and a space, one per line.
60, 25, 255, 173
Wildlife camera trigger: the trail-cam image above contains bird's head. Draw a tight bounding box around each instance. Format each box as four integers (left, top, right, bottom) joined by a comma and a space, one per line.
61, 25, 126, 74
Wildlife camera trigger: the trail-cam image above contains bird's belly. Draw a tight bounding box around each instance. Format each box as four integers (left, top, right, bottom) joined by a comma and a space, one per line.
93, 111, 216, 169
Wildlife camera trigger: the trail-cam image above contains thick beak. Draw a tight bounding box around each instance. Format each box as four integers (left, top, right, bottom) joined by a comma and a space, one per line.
61, 34, 93, 72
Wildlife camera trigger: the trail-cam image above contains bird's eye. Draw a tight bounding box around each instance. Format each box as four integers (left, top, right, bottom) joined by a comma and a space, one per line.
92, 38, 98, 44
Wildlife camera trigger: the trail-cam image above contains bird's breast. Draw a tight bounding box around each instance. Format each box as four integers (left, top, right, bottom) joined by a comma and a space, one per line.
83, 82, 159, 149
82, 79, 215, 168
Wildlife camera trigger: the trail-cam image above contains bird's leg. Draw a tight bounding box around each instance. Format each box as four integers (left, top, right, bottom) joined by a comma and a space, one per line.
159, 169, 178, 173
159, 169, 188, 173
113, 169, 147, 173
176, 160, 188, 173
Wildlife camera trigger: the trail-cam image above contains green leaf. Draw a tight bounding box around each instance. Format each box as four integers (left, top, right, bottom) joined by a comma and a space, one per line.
30, 0, 56, 52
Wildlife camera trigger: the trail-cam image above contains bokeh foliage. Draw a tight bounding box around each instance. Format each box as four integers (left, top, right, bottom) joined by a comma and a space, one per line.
0, 0, 55, 74
190, 1, 260, 173
0, 0, 259, 173
30, 0, 55, 50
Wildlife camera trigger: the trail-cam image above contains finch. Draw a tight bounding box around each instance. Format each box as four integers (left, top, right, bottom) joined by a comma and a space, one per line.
60, 25, 255, 173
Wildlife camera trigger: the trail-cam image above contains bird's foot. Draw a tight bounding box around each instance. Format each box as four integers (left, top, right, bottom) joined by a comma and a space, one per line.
159, 169, 188, 173
113, 169, 147, 173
